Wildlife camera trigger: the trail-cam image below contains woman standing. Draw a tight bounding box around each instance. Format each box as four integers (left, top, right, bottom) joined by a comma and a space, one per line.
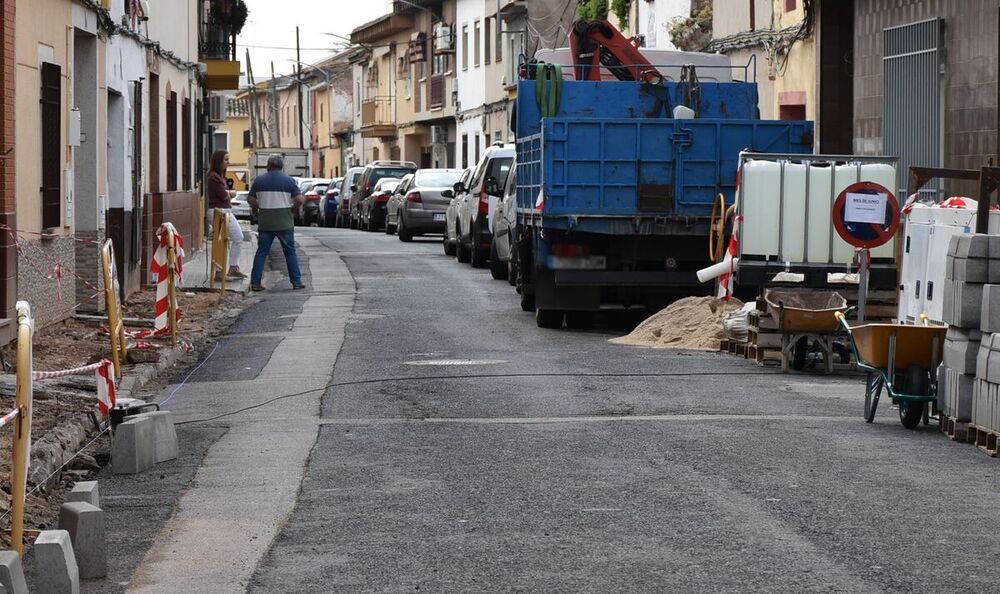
206, 150, 246, 279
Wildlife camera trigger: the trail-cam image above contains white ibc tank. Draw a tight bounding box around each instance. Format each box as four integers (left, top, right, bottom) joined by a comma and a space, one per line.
740, 159, 898, 265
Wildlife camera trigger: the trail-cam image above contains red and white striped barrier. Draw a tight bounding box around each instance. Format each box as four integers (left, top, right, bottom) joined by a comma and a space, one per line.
32, 359, 117, 415
0, 407, 20, 429
149, 223, 185, 334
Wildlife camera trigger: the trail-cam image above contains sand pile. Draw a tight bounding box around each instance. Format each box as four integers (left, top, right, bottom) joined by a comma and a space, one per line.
611, 296, 745, 350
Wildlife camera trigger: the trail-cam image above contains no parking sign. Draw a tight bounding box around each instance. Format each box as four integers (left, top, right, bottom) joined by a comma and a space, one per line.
831, 182, 900, 249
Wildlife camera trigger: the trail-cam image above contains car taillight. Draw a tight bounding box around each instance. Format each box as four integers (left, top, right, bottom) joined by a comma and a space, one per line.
375, 193, 390, 203
479, 189, 489, 215
406, 192, 422, 203
304, 192, 320, 202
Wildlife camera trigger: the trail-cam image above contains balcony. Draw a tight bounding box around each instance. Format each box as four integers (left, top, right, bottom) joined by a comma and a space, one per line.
360, 96, 397, 138
199, 2, 241, 90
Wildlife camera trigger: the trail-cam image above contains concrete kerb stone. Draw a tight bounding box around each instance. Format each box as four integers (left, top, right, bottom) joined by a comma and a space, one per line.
953, 257, 989, 283
66, 481, 99, 508
956, 234, 989, 259
982, 284, 1000, 333
989, 235, 1000, 260
58, 502, 106, 580
949, 234, 964, 257
111, 415, 155, 475
32, 530, 79, 594
946, 280, 984, 329
146, 411, 179, 463
944, 327, 982, 375
0, 551, 27, 594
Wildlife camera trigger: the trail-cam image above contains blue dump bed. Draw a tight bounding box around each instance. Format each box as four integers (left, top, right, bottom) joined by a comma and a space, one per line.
515, 79, 814, 231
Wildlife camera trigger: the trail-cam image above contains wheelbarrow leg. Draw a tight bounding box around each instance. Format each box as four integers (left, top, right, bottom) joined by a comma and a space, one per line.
781, 333, 790, 373
864, 373, 883, 423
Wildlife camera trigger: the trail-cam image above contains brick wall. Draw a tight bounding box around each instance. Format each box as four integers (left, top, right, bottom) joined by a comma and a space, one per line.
855, 0, 999, 180
0, 0, 16, 342
74, 229, 106, 314
17, 237, 76, 329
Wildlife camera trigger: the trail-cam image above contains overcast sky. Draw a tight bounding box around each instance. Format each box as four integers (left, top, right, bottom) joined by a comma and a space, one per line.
238, 1, 394, 82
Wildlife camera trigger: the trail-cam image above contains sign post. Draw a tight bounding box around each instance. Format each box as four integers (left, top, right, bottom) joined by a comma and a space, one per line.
831, 182, 900, 322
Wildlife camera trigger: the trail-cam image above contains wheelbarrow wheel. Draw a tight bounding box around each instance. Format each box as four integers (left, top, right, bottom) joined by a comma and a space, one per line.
864, 374, 883, 423
899, 364, 929, 429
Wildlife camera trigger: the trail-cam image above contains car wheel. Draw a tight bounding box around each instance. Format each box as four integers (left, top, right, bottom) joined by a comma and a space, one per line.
398, 216, 413, 242
489, 242, 507, 280
507, 261, 517, 287
520, 291, 534, 312
456, 229, 471, 263
443, 237, 456, 256
470, 225, 488, 268
384, 214, 394, 234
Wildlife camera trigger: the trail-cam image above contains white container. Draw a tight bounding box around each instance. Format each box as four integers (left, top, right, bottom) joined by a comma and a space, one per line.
779, 163, 807, 262
740, 160, 781, 259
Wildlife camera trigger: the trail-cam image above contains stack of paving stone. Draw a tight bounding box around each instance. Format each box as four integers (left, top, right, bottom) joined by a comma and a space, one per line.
939, 235, 991, 439
971, 234, 1000, 454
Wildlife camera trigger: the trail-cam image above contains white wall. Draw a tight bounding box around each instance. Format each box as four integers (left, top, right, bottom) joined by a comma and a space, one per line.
106, 0, 147, 211
456, 0, 486, 115
637, 0, 691, 50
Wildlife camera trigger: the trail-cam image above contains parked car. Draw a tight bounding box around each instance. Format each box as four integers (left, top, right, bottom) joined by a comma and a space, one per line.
443, 168, 473, 257
350, 161, 417, 229
490, 164, 518, 282
386, 169, 464, 241
360, 177, 401, 232
230, 191, 252, 221
339, 167, 365, 228
320, 178, 343, 227
457, 143, 515, 267
385, 173, 415, 234
297, 179, 331, 226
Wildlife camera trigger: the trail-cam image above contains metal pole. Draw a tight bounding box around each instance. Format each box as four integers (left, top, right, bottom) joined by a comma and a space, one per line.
296, 27, 305, 151
858, 248, 869, 323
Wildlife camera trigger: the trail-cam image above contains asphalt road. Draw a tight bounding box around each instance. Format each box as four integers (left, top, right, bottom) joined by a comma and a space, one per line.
240, 227, 1000, 593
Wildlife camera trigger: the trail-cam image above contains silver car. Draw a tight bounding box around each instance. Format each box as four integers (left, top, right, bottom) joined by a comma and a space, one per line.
443, 168, 473, 257
490, 164, 517, 282
387, 169, 464, 242
230, 191, 253, 220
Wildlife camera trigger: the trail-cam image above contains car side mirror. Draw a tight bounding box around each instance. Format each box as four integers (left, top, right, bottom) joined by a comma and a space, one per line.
452, 182, 464, 195
485, 176, 502, 197
351, 184, 358, 192
442, 189, 454, 198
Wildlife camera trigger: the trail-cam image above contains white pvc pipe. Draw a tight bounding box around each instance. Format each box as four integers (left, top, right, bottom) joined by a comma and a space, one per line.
697, 257, 739, 284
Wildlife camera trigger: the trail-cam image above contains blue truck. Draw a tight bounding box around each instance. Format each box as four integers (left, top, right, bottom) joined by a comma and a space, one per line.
513, 65, 815, 328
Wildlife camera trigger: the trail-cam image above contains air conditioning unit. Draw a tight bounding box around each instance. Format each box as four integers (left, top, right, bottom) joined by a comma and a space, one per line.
208, 95, 226, 123
434, 23, 454, 51
430, 125, 447, 145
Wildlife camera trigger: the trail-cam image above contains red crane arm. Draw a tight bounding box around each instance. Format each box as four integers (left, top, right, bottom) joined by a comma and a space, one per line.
568, 19, 661, 83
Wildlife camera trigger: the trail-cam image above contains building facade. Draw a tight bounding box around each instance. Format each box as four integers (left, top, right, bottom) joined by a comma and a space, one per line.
0, 0, 16, 340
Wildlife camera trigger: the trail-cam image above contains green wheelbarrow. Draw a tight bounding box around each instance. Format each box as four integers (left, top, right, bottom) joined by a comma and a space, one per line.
835, 312, 946, 429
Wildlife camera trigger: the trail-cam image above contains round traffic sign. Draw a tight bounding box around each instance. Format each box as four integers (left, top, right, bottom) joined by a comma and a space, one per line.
831, 182, 899, 249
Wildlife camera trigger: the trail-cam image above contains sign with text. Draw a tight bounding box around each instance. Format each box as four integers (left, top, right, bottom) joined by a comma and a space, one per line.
845, 192, 888, 225
832, 182, 899, 249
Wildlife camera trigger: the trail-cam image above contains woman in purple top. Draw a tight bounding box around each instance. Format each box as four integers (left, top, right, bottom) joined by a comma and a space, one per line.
206, 150, 246, 279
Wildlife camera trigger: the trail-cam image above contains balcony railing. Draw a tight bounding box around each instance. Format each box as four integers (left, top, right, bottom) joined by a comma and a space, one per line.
200, 20, 237, 61
360, 96, 397, 138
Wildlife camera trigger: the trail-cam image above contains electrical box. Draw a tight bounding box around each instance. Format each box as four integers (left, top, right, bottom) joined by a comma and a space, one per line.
63, 169, 74, 225
69, 108, 82, 147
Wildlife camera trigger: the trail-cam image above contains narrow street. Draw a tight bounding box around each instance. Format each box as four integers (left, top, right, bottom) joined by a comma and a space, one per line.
131, 228, 997, 593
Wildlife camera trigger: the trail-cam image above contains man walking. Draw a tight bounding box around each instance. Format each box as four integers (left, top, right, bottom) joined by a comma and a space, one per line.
247, 155, 306, 291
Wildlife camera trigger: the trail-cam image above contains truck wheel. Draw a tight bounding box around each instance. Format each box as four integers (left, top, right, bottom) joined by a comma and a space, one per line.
520, 291, 534, 312
536, 309, 564, 329
471, 227, 488, 268
489, 243, 508, 280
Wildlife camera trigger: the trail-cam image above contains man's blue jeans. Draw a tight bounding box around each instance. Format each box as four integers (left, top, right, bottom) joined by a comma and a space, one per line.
251, 228, 302, 286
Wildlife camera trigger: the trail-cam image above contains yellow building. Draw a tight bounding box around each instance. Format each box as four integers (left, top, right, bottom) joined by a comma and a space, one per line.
215, 95, 252, 190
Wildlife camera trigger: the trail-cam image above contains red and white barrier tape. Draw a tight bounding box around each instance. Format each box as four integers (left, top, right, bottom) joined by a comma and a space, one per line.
0, 407, 20, 429
32, 359, 117, 415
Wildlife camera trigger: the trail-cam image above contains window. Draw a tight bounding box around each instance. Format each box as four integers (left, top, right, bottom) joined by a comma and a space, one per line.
461, 134, 468, 168
496, 18, 503, 62
474, 20, 481, 67
494, 131, 502, 144
462, 25, 469, 69
474, 134, 481, 164
40, 62, 62, 229
243, 129, 252, 148
166, 91, 177, 192
213, 131, 229, 152
182, 98, 191, 189
484, 18, 492, 64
